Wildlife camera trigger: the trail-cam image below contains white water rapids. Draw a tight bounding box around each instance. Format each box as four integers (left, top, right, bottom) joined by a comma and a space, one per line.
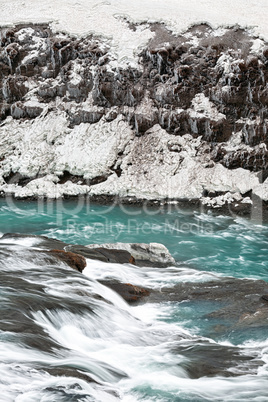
0, 235, 267, 401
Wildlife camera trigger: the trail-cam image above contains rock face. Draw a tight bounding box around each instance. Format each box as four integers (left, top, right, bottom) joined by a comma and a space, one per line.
66, 244, 135, 265
86, 242, 176, 267
0, 23, 267, 211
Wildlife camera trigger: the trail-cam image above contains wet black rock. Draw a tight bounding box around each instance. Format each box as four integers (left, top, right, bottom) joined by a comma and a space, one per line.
176, 341, 262, 378
48, 249, 87, 272
66, 244, 135, 264
100, 281, 150, 303
41, 366, 98, 384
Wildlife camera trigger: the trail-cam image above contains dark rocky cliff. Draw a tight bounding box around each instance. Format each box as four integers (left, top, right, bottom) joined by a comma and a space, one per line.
0, 23, 267, 212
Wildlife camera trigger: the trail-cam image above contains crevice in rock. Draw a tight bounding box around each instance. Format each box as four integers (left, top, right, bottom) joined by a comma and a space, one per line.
58, 171, 86, 185
110, 162, 122, 178
4, 172, 33, 186
89, 175, 109, 186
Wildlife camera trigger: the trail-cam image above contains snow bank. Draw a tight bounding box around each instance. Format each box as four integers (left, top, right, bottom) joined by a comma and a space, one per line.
0, 115, 266, 202
89, 125, 261, 200
0, 112, 134, 180
0, 0, 267, 68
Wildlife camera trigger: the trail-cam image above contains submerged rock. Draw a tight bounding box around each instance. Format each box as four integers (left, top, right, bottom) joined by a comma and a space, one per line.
1, 232, 268, 342
147, 277, 268, 337
41, 366, 98, 384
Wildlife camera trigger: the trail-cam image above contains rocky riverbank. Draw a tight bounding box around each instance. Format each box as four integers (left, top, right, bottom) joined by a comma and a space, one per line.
0, 22, 267, 216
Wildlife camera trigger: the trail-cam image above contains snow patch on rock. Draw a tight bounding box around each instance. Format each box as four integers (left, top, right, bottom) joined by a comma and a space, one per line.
54, 115, 135, 179
1, 175, 90, 198
89, 125, 260, 200
0, 112, 134, 181
189, 93, 226, 122
253, 179, 268, 202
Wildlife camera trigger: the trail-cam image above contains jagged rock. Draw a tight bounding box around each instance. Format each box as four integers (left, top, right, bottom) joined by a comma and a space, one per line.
133, 111, 158, 134
0, 62, 11, 78
3, 171, 32, 186
37, 82, 66, 101
1, 76, 28, 103
93, 68, 141, 107
105, 108, 118, 122
217, 148, 268, 171
11, 102, 43, 119
66, 79, 92, 102
68, 110, 104, 126
0, 23, 266, 138
0, 102, 10, 119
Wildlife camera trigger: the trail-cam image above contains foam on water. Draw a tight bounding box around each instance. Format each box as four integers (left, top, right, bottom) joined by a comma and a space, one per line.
84, 258, 220, 288
0, 236, 42, 247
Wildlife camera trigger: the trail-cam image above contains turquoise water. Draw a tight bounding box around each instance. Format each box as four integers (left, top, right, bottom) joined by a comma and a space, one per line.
1, 197, 267, 280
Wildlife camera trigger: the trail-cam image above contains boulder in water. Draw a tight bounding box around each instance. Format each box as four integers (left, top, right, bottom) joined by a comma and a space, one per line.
100, 280, 150, 303
48, 249, 86, 272
85, 242, 176, 267
66, 244, 135, 264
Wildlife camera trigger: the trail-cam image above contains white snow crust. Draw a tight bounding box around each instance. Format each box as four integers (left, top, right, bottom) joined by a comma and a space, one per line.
88, 125, 261, 200
0, 0, 267, 68
0, 112, 266, 202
